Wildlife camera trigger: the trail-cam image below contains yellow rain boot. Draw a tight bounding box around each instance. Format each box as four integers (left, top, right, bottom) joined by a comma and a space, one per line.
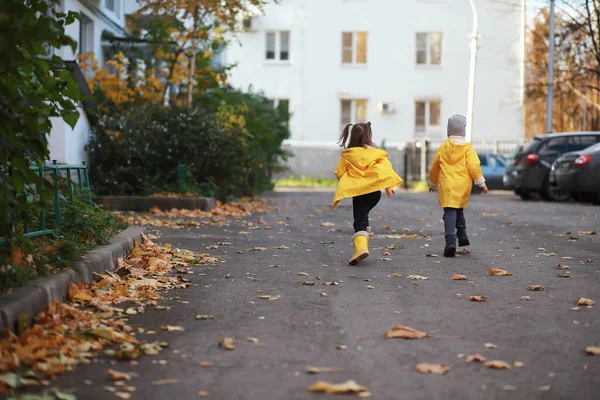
349, 231, 369, 265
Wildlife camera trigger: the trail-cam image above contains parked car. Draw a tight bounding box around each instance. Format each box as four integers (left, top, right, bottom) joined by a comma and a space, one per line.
503, 144, 525, 192
477, 153, 506, 190
514, 132, 600, 201
549, 142, 600, 204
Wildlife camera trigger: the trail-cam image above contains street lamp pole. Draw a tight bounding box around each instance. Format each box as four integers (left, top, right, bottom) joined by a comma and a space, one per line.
466, 0, 479, 143
545, 0, 556, 133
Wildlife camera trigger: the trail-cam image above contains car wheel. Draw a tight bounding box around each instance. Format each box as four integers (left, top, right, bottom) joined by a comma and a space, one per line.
540, 178, 571, 202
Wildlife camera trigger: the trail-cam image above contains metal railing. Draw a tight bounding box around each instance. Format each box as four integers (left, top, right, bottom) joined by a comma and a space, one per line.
0, 160, 92, 245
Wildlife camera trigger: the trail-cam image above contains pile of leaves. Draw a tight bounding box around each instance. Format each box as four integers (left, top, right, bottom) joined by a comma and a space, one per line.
113, 198, 276, 228
0, 237, 217, 395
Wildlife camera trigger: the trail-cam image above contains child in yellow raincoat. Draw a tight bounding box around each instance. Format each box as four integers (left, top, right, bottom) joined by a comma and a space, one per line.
429, 114, 488, 257
332, 122, 403, 265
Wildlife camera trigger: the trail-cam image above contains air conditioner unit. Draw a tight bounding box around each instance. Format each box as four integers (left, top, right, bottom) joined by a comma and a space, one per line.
243, 17, 259, 31
378, 102, 396, 113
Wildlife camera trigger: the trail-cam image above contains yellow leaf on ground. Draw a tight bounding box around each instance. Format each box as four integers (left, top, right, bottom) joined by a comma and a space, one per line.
484, 343, 497, 349
115, 393, 131, 399
108, 369, 132, 381
305, 366, 345, 374
320, 222, 335, 227
484, 360, 511, 369
578, 231, 597, 235
308, 380, 369, 395
218, 337, 235, 350
415, 363, 451, 374
574, 297, 595, 306
384, 325, 428, 339
200, 361, 213, 367
161, 325, 184, 332
198, 391, 209, 397
336, 344, 347, 350
297, 272, 309, 276
527, 285, 545, 291
556, 264, 570, 269
488, 268, 512, 276
466, 354, 487, 363
520, 296, 533, 301
321, 292, 328, 297
385, 234, 418, 239
195, 315, 215, 320
247, 247, 267, 251
470, 295, 488, 302
407, 275, 429, 280
584, 346, 600, 355
452, 274, 468, 280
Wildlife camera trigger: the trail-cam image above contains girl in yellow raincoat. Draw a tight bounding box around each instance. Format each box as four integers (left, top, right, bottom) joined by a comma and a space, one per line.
332, 122, 403, 265
429, 114, 488, 257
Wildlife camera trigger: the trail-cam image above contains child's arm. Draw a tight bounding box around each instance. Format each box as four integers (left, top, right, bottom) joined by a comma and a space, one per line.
466, 148, 488, 193
334, 158, 346, 180
429, 150, 441, 192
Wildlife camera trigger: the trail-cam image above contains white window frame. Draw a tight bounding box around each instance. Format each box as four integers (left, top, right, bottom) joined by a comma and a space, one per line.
79, 13, 94, 55
340, 99, 367, 130
414, 99, 441, 135
342, 32, 368, 65
265, 31, 290, 62
416, 32, 442, 66
104, 0, 120, 17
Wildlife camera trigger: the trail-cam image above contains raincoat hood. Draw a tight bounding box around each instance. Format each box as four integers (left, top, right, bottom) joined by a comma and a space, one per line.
332, 147, 403, 210
439, 139, 472, 165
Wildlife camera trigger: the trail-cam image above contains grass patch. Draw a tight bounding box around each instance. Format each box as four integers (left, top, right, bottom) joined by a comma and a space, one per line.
0, 194, 126, 293
274, 176, 337, 188
411, 180, 430, 193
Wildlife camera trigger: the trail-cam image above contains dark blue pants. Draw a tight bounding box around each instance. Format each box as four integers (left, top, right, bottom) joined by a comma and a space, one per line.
352, 191, 381, 232
443, 207, 466, 241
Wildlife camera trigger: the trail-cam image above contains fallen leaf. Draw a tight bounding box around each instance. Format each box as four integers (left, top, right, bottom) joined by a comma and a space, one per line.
488, 268, 512, 276
335, 345, 347, 350
198, 391, 209, 397
484, 343, 497, 349
321, 292, 328, 297
556, 273, 571, 278
466, 354, 487, 363
161, 325, 184, 332
151, 379, 180, 385
470, 296, 488, 302
305, 366, 345, 374
484, 360, 511, 369
155, 305, 171, 311
502, 385, 518, 391
574, 297, 595, 306
116, 393, 131, 399
258, 295, 278, 300
381, 257, 392, 261
457, 248, 471, 254
274, 245, 290, 249
246, 337, 260, 343
195, 315, 215, 320
307, 380, 369, 395
320, 241, 335, 245
556, 264, 570, 269
513, 361, 525, 368
425, 253, 439, 258
108, 369, 132, 381
415, 363, 451, 374
527, 285, 545, 291
579, 231, 597, 235
302, 281, 317, 286
452, 274, 468, 280
297, 272, 309, 276
320, 222, 335, 227
200, 361, 213, 367
247, 247, 267, 251
218, 337, 235, 350
571, 307, 580, 311
385, 234, 417, 239
381, 251, 391, 256
225, 273, 232, 279
367, 285, 375, 289
520, 296, 533, 301
384, 325, 428, 339
407, 275, 429, 280
584, 346, 600, 355
382, 224, 390, 229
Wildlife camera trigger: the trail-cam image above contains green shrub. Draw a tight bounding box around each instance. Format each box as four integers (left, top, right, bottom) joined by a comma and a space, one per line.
87, 87, 290, 200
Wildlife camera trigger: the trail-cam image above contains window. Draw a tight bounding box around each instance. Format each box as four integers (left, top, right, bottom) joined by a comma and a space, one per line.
572, 135, 600, 151
416, 32, 442, 65
341, 99, 367, 129
538, 137, 569, 156
105, 0, 115, 11
265, 31, 290, 61
415, 100, 441, 134
79, 13, 94, 54
342, 32, 367, 64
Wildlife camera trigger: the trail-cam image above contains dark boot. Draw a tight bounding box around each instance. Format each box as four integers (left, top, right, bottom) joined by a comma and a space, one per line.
444, 234, 456, 257
457, 225, 470, 247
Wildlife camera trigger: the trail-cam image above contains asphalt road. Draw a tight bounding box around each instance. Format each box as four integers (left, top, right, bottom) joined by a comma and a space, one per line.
47, 191, 600, 399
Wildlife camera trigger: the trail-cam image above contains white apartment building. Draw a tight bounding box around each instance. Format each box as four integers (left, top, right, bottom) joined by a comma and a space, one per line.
49, 0, 131, 165
226, 0, 526, 176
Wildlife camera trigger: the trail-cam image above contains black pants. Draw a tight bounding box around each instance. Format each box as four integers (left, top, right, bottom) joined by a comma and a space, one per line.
443, 207, 467, 240
352, 191, 381, 232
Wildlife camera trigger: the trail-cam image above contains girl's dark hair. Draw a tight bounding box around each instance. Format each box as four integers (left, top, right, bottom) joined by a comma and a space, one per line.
338, 122, 376, 148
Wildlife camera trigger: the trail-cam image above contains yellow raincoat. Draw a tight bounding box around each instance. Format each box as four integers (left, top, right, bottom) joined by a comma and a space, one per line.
332, 147, 403, 210
429, 138, 484, 209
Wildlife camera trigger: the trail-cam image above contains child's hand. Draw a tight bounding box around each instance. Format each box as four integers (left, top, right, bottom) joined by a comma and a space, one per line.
481, 186, 489, 194
429, 187, 437, 193
391, 189, 396, 194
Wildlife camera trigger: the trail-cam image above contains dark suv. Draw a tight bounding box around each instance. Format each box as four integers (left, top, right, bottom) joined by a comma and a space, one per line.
514, 132, 600, 201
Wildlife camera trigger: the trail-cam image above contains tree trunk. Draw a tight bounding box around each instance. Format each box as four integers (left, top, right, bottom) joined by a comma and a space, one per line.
187, 6, 200, 106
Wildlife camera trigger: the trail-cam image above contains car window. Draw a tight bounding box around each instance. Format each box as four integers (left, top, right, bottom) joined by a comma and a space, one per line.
523, 139, 541, 154
478, 154, 488, 166
570, 135, 598, 151
491, 155, 506, 166
507, 146, 522, 159
538, 137, 569, 156
584, 141, 600, 153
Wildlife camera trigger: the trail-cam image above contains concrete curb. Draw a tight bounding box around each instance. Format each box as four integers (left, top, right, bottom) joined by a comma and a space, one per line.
0, 227, 146, 333
96, 196, 215, 211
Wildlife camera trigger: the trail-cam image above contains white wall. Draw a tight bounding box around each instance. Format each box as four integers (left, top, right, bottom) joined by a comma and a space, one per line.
226, 0, 525, 148
49, 0, 129, 164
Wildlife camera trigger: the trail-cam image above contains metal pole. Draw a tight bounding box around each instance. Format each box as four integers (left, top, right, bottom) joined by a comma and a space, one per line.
466, 0, 479, 143
546, 0, 556, 133
582, 98, 587, 130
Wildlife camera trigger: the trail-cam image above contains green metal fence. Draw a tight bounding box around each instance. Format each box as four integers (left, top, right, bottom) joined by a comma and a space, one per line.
0, 160, 92, 245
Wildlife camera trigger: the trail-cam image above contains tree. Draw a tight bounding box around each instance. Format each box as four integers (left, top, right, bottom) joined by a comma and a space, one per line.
0, 0, 81, 237
135, 0, 277, 105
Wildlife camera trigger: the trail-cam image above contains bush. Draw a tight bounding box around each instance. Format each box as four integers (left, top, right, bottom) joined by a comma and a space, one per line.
87, 87, 290, 200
